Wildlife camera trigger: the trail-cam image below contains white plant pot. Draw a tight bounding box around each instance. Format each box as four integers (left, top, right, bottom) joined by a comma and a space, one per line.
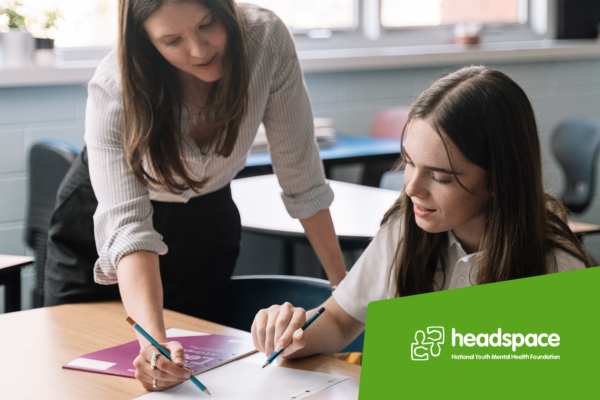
1, 29, 34, 67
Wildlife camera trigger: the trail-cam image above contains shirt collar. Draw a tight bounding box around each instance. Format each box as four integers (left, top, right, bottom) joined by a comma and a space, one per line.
447, 230, 481, 262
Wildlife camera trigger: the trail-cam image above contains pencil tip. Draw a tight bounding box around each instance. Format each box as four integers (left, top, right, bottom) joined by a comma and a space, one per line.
204, 388, 212, 396
261, 362, 268, 368
125, 316, 135, 326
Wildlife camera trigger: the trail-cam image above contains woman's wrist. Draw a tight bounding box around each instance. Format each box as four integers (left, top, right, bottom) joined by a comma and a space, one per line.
328, 268, 347, 288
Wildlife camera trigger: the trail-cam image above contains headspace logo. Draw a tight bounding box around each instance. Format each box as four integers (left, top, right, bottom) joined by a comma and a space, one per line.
452, 328, 560, 351
410, 326, 445, 361
411, 326, 561, 362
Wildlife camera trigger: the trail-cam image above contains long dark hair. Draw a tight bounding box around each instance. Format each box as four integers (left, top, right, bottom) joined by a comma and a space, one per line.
118, 0, 249, 193
383, 66, 591, 297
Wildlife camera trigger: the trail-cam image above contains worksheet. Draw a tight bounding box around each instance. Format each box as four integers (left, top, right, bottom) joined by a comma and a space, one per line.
136, 353, 348, 400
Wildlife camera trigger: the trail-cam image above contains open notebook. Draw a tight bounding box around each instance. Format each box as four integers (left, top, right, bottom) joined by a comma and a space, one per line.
63, 328, 256, 378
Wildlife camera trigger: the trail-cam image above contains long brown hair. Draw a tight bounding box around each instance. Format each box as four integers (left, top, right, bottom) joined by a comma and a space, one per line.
118, 0, 249, 193
383, 66, 591, 297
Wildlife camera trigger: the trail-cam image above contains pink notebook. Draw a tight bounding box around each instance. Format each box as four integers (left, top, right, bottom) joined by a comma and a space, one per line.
63, 328, 256, 378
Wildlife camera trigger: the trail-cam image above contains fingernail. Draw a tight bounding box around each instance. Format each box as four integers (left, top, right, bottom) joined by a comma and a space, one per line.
294, 329, 303, 338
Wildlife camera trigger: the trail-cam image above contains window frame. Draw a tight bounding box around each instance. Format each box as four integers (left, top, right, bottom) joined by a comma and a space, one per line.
55, 0, 554, 61
378, 0, 530, 32
271, 0, 362, 37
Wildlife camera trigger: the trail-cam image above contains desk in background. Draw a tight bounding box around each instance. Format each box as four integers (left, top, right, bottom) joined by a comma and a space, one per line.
231, 175, 599, 275
232, 175, 398, 274
232, 175, 397, 243
0, 302, 359, 399
569, 220, 600, 236
241, 134, 400, 185
0, 254, 34, 312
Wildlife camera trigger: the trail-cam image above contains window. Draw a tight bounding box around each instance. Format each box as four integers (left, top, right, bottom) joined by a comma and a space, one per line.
237, 0, 358, 34
381, 0, 528, 29
1, 0, 116, 47
3, 0, 541, 51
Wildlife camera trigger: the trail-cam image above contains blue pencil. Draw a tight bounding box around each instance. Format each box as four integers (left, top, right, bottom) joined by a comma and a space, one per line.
126, 316, 211, 396
262, 307, 326, 368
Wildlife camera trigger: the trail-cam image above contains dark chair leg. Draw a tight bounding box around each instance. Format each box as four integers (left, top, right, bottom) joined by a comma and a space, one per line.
361, 160, 395, 187
282, 238, 295, 276
2, 269, 22, 312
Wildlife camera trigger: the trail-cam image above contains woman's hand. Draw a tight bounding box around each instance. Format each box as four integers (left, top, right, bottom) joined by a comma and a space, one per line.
251, 302, 307, 358
133, 341, 192, 392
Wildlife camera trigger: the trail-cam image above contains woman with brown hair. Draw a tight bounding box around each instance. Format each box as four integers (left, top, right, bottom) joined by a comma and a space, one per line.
43, 0, 347, 391
251, 66, 592, 364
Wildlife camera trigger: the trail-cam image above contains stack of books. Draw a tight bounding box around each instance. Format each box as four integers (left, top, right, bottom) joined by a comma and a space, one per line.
251, 117, 336, 153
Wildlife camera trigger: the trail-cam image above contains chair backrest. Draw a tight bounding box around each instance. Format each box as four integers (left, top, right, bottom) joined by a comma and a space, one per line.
379, 170, 404, 191
361, 106, 409, 186
228, 275, 331, 330
24, 140, 79, 307
228, 275, 363, 352
369, 106, 410, 139
551, 118, 600, 214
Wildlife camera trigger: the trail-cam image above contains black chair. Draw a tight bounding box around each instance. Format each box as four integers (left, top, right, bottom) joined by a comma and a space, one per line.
552, 118, 600, 214
24, 140, 79, 308
379, 170, 404, 191
227, 274, 363, 352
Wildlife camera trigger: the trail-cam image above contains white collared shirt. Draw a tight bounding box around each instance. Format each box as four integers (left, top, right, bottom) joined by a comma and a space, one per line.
333, 214, 586, 324
86, 5, 334, 284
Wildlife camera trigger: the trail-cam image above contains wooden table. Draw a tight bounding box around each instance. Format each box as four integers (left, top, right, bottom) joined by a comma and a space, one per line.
1, 302, 359, 399
0, 254, 34, 312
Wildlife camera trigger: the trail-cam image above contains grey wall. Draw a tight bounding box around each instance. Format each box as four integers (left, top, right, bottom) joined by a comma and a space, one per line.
2, 58, 599, 311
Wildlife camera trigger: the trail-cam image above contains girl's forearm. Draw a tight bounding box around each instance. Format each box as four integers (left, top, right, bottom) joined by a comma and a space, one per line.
286, 298, 363, 359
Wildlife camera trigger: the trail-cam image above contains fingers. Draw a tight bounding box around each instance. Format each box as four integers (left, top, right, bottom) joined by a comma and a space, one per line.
133, 343, 192, 392
264, 305, 279, 356
134, 354, 179, 392
273, 303, 294, 348
281, 328, 307, 358
277, 307, 306, 351
251, 308, 268, 353
165, 341, 185, 367
251, 303, 307, 357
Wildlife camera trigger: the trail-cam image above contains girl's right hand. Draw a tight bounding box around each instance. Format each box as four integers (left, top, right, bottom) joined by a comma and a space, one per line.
251, 302, 307, 358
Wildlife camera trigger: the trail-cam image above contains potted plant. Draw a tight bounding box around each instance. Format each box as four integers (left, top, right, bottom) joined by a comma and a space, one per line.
0, 0, 34, 66
33, 9, 61, 65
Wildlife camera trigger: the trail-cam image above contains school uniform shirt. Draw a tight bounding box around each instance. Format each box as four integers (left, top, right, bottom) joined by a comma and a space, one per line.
333, 213, 586, 324
86, 4, 333, 284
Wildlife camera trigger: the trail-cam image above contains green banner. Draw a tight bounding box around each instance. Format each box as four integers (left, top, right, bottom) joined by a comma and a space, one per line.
360, 267, 600, 398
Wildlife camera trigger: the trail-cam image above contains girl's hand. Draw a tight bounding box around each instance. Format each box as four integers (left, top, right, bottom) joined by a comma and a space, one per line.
251, 302, 307, 358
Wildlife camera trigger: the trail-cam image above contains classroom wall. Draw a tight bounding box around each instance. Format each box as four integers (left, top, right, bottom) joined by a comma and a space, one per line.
1, 58, 600, 310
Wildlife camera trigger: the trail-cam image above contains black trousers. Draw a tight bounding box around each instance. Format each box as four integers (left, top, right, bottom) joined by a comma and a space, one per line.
44, 148, 241, 324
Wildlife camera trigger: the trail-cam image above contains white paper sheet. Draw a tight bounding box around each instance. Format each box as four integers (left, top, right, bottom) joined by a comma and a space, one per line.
65, 357, 115, 371
136, 354, 348, 400
165, 328, 210, 337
